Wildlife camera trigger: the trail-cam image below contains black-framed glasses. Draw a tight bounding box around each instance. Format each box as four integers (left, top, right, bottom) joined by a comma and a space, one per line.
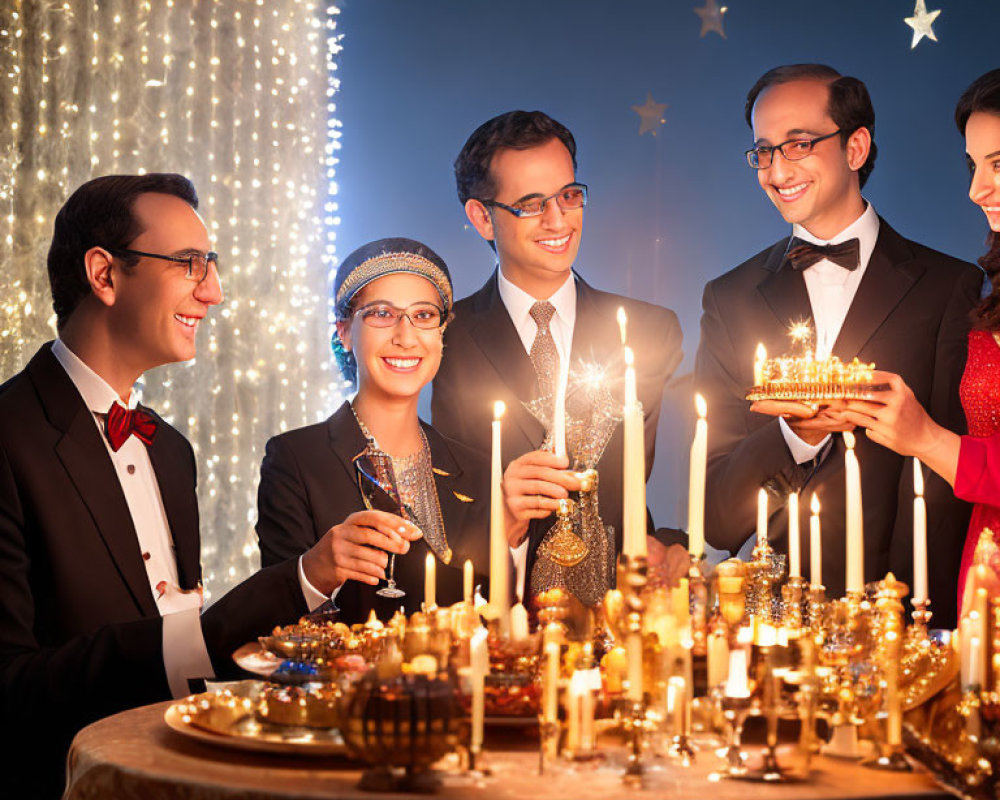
106, 247, 219, 283
354, 301, 447, 330
745, 130, 843, 169
480, 182, 588, 218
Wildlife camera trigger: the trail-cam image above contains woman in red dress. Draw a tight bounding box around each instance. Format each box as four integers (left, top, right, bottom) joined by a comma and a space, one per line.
843, 69, 1000, 611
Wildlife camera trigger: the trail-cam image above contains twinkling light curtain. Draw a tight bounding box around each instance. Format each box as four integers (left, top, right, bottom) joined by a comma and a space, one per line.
0, 0, 345, 599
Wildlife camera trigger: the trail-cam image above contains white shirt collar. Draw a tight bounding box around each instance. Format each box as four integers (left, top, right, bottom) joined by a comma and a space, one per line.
496, 268, 577, 331
51, 338, 138, 414
791, 201, 880, 270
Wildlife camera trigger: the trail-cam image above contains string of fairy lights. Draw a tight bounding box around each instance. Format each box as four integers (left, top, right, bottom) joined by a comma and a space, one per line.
0, 1, 346, 600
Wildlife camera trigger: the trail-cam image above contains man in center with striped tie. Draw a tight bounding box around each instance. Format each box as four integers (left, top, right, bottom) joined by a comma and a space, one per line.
432, 110, 687, 607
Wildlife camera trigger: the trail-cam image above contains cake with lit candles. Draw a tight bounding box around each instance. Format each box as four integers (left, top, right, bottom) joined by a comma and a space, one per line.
745, 321, 882, 403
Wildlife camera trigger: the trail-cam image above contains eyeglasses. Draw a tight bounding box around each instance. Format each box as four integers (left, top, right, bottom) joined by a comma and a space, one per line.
107, 247, 219, 283
480, 182, 588, 218
354, 301, 447, 330
745, 130, 843, 169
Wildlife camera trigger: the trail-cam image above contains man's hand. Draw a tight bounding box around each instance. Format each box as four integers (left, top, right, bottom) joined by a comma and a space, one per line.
301, 509, 422, 595
502, 450, 582, 547
647, 539, 690, 589
751, 399, 855, 446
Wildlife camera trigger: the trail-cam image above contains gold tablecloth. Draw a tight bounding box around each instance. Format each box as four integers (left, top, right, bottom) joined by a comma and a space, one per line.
65, 700, 949, 800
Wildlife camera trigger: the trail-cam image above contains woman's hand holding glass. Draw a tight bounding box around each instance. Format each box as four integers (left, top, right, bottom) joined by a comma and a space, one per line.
302, 510, 423, 594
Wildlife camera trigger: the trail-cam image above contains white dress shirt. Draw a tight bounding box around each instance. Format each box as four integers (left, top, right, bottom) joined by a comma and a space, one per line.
52, 340, 329, 698
778, 203, 880, 463
496, 269, 577, 599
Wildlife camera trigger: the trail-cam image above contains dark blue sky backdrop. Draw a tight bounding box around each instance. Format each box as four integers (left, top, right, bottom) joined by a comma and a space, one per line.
336, 0, 998, 533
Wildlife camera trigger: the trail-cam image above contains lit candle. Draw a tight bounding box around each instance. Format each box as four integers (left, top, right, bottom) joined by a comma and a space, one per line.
754, 342, 767, 386
510, 602, 529, 642
844, 432, 864, 594
463, 559, 474, 605
489, 401, 510, 634
553, 361, 567, 458
788, 491, 801, 578
756, 487, 768, 548
580, 665, 596, 751
810, 493, 822, 587
622, 346, 647, 559
566, 671, 583, 751
617, 306, 628, 346
470, 626, 488, 755
707, 629, 730, 688
424, 553, 436, 610
543, 641, 559, 726
913, 458, 927, 604
724, 648, 751, 698
668, 675, 686, 733
688, 393, 708, 559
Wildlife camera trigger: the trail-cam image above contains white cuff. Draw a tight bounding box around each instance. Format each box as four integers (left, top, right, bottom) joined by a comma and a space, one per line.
163, 607, 214, 699
510, 539, 529, 602
298, 555, 341, 611
779, 416, 830, 464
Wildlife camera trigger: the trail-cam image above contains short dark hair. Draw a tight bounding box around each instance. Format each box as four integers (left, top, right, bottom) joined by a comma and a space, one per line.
745, 64, 878, 189
47, 173, 199, 328
454, 110, 577, 206
955, 69, 1000, 332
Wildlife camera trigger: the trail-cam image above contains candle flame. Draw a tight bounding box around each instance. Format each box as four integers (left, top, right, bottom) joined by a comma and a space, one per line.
624, 346, 634, 367
493, 400, 506, 419
758, 487, 768, 509
811, 492, 820, 513
913, 457, 924, 496
694, 392, 707, 419
426, 552, 435, 567
617, 306, 627, 345
755, 342, 767, 361
843, 430, 856, 449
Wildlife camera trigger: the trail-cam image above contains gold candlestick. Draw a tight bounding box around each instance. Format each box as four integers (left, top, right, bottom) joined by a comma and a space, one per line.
864, 575, 911, 771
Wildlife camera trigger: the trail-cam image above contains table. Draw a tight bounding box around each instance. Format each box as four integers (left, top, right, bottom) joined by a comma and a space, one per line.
65, 700, 949, 799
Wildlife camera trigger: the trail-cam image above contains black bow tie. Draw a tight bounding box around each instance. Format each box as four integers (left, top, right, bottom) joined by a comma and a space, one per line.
784, 237, 861, 271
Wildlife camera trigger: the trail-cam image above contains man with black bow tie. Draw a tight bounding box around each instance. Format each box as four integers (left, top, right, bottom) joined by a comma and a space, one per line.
695, 64, 982, 626
0, 175, 357, 797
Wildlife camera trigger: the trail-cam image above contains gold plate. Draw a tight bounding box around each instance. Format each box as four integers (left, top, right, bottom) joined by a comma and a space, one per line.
164, 690, 348, 756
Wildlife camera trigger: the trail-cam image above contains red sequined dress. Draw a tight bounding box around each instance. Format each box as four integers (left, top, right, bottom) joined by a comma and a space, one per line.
956, 329, 1000, 608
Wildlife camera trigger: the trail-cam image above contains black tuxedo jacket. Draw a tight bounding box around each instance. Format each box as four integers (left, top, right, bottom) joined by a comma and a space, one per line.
431, 271, 685, 590
256, 401, 491, 623
694, 220, 982, 626
0, 344, 308, 797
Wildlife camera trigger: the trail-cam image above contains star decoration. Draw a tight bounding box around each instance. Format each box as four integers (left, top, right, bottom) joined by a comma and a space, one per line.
904, 0, 941, 49
694, 0, 728, 39
631, 93, 668, 136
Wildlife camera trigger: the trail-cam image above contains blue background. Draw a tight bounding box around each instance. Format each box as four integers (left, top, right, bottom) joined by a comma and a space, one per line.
335, 0, 998, 535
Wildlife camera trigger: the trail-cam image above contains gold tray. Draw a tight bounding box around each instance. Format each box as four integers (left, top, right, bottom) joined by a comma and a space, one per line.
164, 687, 348, 756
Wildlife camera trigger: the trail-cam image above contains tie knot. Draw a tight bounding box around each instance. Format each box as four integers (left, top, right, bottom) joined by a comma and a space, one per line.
530, 301, 556, 330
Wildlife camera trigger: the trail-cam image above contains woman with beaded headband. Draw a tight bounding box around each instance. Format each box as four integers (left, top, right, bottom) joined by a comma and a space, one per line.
255, 238, 494, 622
841, 70, 1000, 611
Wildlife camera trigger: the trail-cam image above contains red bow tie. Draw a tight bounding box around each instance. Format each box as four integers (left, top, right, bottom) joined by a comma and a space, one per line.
104, 402, 158, 452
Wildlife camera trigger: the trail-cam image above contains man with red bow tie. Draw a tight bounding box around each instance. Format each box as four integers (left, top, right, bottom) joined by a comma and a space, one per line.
0, 175, 356, 796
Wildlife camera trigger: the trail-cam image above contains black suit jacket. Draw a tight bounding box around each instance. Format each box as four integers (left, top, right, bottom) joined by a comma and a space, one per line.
431, 271, 685, 591
694, 220, 981, 626
256, 401, 491, 623
0, 344, 308, 797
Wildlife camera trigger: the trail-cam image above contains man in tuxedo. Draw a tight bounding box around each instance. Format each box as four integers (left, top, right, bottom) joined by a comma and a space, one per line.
695, 64, 981, 626
432, 111, 687, 606
0, 174, 402, 796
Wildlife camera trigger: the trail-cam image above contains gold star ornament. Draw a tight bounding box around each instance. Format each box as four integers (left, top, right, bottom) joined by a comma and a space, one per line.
631, 93, 668, 137
694, 0, 728, 39
904, 0, 941, 49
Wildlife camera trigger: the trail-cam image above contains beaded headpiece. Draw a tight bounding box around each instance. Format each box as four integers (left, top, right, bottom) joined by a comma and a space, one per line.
333, 237, 452, 317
